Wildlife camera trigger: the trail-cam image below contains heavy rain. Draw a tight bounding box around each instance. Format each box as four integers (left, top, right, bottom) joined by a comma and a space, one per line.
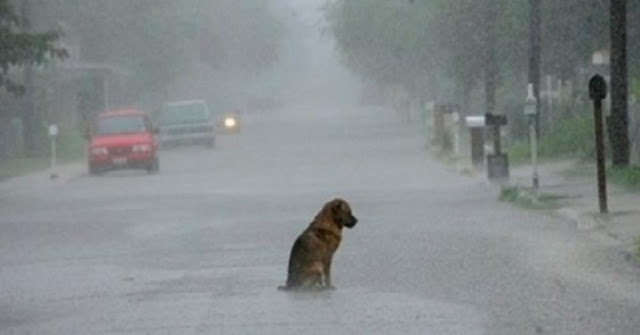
1, 0, 640, 334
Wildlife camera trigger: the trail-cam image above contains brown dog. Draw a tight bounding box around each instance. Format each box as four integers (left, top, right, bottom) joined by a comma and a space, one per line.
278, 198, 358, 291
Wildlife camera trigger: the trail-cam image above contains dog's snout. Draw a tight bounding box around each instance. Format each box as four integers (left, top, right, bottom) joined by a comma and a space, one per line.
345, 215, 358, 228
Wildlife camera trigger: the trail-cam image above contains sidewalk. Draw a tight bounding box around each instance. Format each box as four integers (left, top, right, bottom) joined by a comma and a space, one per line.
0, 161, 85, 191
506, 161, 640, 256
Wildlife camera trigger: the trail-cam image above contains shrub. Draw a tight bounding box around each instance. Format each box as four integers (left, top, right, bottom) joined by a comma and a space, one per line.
538, 113, 595, 158
608, 165, 640, 191
55, 126, 85, 162
508, 113, 595, 163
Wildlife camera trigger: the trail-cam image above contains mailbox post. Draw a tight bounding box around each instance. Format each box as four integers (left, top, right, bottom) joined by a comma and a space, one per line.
465, 115, 485, 169
589, 75, 608, 214
485, 112, 509, 180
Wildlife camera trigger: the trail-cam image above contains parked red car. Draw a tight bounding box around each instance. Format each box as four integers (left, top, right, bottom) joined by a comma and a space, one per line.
86, 109, 159, 175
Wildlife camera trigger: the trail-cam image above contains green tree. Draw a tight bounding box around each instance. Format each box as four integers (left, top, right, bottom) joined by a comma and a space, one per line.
0, 0, 66, 94
325, 0, 527, 108
34, 0, 284, 98
541, 0, 609, 79
326, 1, 445, 101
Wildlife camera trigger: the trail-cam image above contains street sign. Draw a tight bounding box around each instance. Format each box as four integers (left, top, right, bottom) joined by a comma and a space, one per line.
48, 124, 59, 137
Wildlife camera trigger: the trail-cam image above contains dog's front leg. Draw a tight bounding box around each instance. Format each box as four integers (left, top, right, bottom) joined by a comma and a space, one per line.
323, 258, 335, 289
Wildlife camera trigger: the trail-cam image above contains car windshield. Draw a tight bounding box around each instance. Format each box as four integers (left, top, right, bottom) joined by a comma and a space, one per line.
158, 103, 210, 125
95, 115, 146, 135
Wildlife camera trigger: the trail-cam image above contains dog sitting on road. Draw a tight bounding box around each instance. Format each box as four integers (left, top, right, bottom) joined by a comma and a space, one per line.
278, 198, 358, 291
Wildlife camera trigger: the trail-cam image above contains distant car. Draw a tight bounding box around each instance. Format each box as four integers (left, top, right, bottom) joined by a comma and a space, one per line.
86, 109, 159, 175
156, 100, 216, 148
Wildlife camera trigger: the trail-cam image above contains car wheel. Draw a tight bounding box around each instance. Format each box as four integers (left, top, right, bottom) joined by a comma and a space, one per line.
206, 137, 216, 149
88, 164, 102, 176
147, 157, 159, 174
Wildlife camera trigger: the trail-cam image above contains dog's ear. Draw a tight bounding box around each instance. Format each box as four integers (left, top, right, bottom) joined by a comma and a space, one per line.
330, 199, 351, 216
329, 198, 344, 211
338, 200, 350, 213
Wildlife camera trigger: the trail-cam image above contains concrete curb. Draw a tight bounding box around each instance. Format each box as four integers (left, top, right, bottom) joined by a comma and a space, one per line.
50, 162, 86, 183
1, 162, 86, 185
553, 207, 607, 231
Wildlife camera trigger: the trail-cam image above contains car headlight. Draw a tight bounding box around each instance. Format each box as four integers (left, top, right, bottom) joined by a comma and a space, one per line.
90, 147, 108, 156
132, 144, 152, 152
224, 117, 237, 128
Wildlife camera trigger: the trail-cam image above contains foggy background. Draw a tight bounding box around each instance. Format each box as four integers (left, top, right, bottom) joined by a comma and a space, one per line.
23, 0, 360, 131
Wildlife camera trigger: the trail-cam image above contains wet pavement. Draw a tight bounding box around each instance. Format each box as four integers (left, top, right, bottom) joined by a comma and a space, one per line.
1, 106, 639, 334
506, 161, 640, 255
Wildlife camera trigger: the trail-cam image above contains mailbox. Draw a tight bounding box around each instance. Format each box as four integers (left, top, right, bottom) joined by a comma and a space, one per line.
465, 116, 485, 168
485, 113, 507, 126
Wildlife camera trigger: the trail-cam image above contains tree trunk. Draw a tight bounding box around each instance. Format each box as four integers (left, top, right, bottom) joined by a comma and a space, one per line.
610, 0, 630, 166
21, 0, 38, 157
528, 0, 541, 136
485, 0, 499, 153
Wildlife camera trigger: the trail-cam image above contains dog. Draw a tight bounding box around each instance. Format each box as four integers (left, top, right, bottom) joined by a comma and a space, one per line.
278, 198, 358, 291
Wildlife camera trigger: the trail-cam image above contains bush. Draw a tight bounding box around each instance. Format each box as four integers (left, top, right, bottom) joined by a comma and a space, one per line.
0, 125, 84, 179
499, 186, 564, 210
55, 126, 85, 162
608, 165, 640, 191
508, 113, 595, 163
539, 113, 595, 158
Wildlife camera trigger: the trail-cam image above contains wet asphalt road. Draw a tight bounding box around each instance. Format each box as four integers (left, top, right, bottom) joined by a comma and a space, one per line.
1, 106, 639, 334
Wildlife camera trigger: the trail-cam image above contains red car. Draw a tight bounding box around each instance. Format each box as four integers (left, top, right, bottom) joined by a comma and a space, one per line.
86, 109, 159, 175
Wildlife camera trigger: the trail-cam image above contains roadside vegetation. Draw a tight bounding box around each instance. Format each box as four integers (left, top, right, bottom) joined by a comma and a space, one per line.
608, 165, 640, 192
507, 113, 595, 165
507, 111, 640, 193
0, 126, 84, 180
499, 186, 566, 210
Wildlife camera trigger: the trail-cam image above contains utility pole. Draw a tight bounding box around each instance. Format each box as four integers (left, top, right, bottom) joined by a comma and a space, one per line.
610, 0, 629, 166
20, 0, 37, 157
484, 0, 509, 180
528, 0, 541, 136
485, 0, 499, 152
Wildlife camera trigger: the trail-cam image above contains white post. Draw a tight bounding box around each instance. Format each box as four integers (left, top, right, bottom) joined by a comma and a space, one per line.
546, 75, 553, 123
524, 84, 539, 190
530, 119, 539, 190
48, 124, 58, 179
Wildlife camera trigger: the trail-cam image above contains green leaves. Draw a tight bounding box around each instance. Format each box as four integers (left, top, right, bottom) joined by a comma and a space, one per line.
0, 0, 66, 94
325, 0, 525, 97
325, 0, 640, 99
325, 0, 442, 95
35, 0, 284, 95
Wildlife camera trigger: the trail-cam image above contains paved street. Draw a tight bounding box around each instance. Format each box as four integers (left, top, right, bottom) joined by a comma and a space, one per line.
1, 105, 639, 334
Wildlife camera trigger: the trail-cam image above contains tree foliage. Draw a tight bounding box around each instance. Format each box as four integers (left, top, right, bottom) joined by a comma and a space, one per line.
326, 1, 441, 97
0, 0, 66, 94
33, 0, 284, 95
325, 0, 640, 101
